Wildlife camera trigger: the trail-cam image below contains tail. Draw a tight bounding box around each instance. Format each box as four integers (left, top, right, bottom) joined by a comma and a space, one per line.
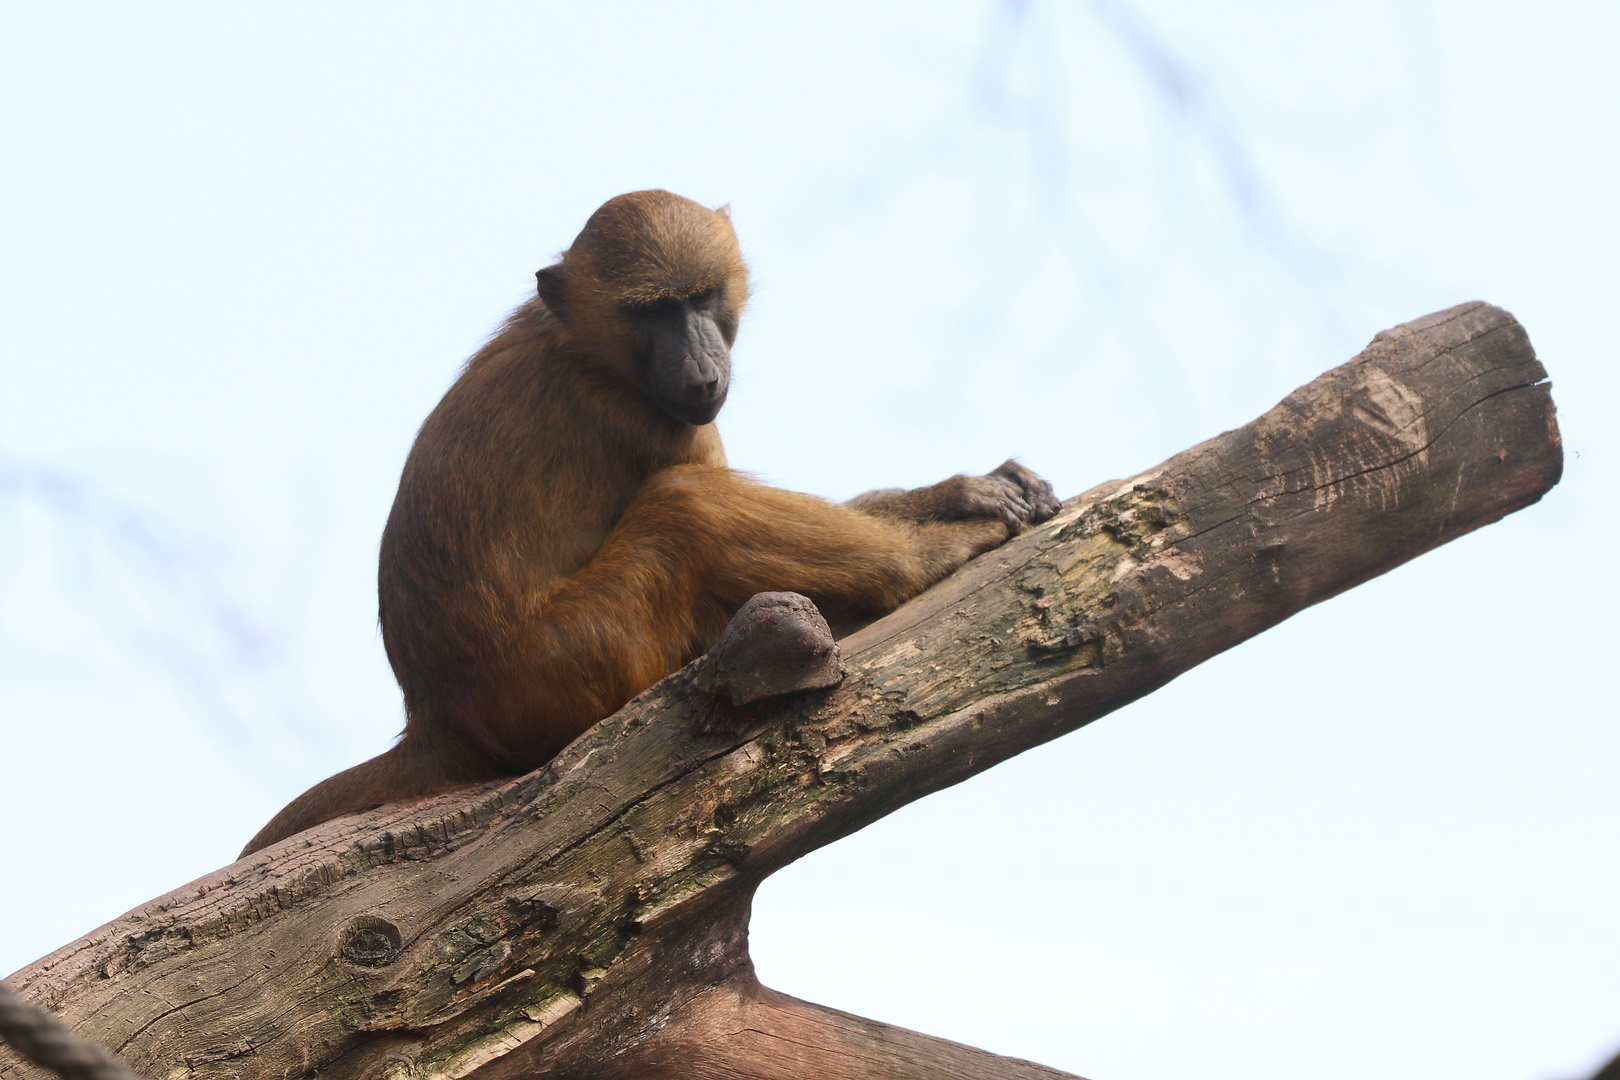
239, 741, 461, 858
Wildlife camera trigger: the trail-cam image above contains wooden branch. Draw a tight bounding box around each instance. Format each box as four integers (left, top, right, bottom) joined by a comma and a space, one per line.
540, 967, 1082, 1080
1, 302, 1561, 1080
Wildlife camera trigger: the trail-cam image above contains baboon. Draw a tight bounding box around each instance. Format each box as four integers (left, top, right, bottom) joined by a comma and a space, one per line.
241, 190, 1059, 856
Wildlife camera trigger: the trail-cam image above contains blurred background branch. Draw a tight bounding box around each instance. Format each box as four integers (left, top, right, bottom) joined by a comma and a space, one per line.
0, 448, 337, 787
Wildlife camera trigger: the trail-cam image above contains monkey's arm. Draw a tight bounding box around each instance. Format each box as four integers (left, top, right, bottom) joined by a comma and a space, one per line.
602, 466, 1018, 625
846, 459, 1061, 533
842, 487, 906, 508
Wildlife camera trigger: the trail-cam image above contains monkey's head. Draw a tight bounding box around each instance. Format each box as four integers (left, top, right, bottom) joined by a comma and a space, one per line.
536, 190, 749, 427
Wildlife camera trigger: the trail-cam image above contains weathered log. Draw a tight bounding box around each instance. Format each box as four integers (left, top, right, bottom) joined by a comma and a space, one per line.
1, 302, 1561, 1080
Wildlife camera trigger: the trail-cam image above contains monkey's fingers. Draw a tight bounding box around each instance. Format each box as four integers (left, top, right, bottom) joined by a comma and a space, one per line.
990, 460, 1061, 525
957, 474, 1031, 531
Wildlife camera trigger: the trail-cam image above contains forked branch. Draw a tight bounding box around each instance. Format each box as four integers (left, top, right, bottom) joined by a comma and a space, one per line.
0, 303, 1561, 1080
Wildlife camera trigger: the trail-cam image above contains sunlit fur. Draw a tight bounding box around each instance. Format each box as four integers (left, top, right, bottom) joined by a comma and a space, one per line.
241, 191, 1019, 856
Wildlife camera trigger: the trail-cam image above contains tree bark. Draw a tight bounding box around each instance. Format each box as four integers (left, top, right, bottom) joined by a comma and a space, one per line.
0, 302, 1561, 1080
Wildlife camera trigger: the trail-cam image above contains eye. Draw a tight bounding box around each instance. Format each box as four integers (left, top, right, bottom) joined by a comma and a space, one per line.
625, 296, 682, 319
688, 287, 719, 308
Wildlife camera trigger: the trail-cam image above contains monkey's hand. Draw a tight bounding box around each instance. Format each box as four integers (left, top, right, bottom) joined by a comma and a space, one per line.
846, 459, 1061, 533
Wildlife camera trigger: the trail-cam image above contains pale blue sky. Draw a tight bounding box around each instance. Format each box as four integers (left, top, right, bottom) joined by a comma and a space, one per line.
1, 4, 1615, 1079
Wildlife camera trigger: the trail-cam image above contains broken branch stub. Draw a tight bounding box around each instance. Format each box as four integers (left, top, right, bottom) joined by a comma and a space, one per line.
690, 591, 847, 708
0, 302, 1561, 1080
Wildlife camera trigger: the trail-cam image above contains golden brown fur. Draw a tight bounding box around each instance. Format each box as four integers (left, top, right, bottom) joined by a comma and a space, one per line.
242, 191, 1057, 856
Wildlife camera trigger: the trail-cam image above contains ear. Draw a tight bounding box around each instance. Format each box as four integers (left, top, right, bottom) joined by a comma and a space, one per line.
535, 265, 568, 318
715, 203, 732, 222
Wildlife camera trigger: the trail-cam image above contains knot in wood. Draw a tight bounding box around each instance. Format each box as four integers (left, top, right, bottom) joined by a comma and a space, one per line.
339, 915, 402, 967
693, 592, 846, 706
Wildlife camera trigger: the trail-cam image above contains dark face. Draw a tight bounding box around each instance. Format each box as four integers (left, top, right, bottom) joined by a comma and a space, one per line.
535, 189, 749, 429
627, 286, 734, 427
